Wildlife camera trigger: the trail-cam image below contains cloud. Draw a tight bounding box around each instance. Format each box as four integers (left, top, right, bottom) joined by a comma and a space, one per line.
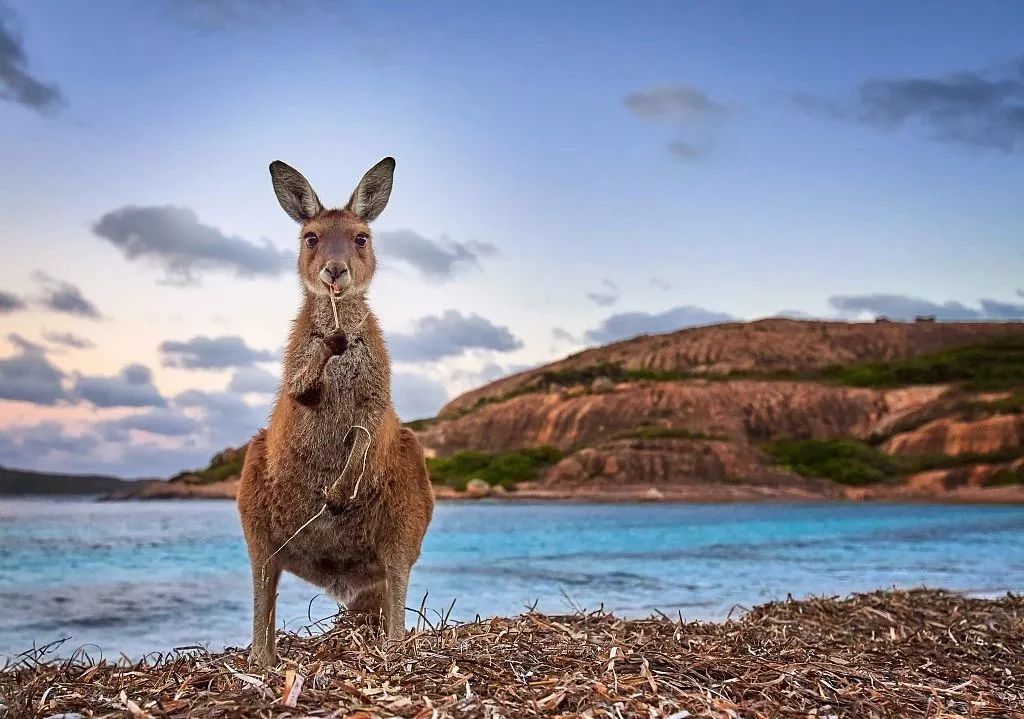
176, 0, 296, 29
92, 205, 292, 285
445, 360, 534, 396
829, 293, 1024, 321
551, 327, 579, 343
389, 310, 523, 361
980, 298, 1024, 319
73, 364, 166, 408
587, 278, 619, 307
795, 56, 1024, 152
0, 333, 67, 405
227, 365, 279, 393
0, 3, 64, 112
97, 408, 200, 441
0, 422, 95, 469
391, 371, 449, 420
585, 305, 734, 344
772, 309, 819, 320
43, 331, 94, 349
160, 335, 276, 369
666, 140, 714, 161
0, 419, 209, 477
624, 84, 730, 161
586, 292, 617, 307
624, 85, 728, 124
0, 290, 25, 313
375, 229, 497, 281
651, 277, 671, 290
787, 92, 847, 120
34, 272, 101, 318
175, 389, 269, 447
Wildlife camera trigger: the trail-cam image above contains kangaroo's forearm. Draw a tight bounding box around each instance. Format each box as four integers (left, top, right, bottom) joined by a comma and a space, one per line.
287, 340, 332, 404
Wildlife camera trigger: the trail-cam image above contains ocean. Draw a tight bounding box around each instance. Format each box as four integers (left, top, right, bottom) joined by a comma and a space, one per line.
2, 498, 1023, 660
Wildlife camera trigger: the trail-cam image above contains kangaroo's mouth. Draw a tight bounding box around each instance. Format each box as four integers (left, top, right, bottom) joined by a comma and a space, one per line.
323, 280, 347, 296
319, 267, 352, 296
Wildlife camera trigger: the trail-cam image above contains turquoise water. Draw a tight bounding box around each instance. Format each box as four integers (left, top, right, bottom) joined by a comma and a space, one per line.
2, 498, 1023, 659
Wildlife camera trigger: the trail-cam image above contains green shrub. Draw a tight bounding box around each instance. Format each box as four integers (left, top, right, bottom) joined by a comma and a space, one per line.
623, 367, 693, 382
615, 426, 722, 441
171, 454, 244, 485
967, 392, 1024, 416
540, 363, 629, 386
989, 466, 1024, 486
404, 417, 436, 431
763, 439, 900, 485
426, 446, 562, 491
764, 438, 1023, 486
820, 338, 1024, 390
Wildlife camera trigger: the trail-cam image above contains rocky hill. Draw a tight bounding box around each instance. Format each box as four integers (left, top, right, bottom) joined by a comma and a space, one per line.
0, 465, 147, 496
103, 447, 244, 500
121, 318, 1024, 503
418, 318, 1024, 502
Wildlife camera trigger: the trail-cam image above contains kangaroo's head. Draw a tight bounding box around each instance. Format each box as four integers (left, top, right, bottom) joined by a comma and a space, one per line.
269, 157, 395, 299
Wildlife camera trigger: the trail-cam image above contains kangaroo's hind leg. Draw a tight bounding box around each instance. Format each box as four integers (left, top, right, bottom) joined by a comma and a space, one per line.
385, 563, 411, 640
248, 551, 281, 667
237, 431, 281, 667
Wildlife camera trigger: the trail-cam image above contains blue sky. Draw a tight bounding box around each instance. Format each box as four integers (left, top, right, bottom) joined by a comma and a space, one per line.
1, 0, 1022, 476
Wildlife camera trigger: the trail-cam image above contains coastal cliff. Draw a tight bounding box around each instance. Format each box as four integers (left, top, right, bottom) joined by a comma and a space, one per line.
114, 319, 1024, 502
418, 318, 1024, 501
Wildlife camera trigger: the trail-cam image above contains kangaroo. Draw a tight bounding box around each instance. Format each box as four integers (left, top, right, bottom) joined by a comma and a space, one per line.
237, 157, 434, 667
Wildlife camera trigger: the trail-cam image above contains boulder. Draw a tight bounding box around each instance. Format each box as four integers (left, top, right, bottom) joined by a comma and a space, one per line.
464, 478, 492, 498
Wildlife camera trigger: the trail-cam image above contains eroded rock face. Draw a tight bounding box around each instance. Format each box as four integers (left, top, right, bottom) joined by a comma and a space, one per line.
419, 381, 945, 457
418, 319, 1024, 501
417, 379, 985, 498
883, 415, 1024, 456
442, 319, 1022, 417
543, 438, 805, 487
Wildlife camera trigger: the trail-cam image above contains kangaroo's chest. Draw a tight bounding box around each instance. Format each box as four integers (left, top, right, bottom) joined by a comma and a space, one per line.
275, 337, 384, 483
314, 337, 377, 411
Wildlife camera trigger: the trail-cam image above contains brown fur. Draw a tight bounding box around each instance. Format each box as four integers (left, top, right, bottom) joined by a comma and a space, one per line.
238, 160, 433, 667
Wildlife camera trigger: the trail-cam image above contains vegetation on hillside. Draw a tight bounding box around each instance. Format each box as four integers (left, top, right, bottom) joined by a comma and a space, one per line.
763, 438, 1023, 485
990, 465, 1024, 486
427, 446, 562, 491
966, 392, 1024, 416
762, 439, 901, 485
170, 448, 245, 485
613, 425, 724, 441
445, 336, 1024, 419
819, 337, 1024, 390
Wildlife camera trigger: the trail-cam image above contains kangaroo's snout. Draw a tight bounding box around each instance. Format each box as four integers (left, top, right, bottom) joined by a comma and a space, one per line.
320, 261, 351, 293
323, 262, 349, 281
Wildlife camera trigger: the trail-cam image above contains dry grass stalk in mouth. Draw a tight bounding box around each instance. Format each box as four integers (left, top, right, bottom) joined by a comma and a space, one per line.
2, 588, 1022, 718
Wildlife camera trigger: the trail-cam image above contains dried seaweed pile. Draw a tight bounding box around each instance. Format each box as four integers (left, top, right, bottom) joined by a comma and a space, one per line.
2, 589, 1022, 718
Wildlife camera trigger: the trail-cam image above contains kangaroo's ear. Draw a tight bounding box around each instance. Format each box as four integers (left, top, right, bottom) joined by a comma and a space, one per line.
345, 157, 395, 223
269, 161, 324, 223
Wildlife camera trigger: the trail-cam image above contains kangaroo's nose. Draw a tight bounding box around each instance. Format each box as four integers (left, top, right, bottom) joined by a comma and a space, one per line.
324, 262, 349, 281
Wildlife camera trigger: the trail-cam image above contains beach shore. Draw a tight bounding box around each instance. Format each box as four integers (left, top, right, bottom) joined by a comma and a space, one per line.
103, 476, 1024, 504
4, 588, 1020, 718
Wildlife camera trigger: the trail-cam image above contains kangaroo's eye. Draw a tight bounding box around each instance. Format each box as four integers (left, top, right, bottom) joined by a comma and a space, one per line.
354, 233, 369, 248
303, 232, 318, 248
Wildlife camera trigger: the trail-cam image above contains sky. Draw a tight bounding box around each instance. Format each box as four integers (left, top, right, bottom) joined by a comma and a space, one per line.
1, 0, 1022, 477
